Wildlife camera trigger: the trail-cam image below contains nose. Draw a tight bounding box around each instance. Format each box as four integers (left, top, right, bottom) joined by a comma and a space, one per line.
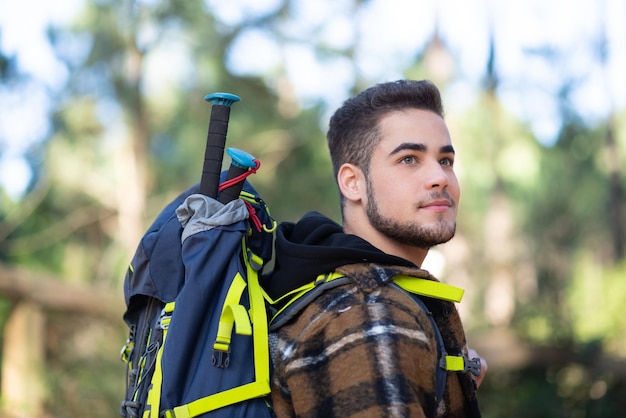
424, 161, 449, 190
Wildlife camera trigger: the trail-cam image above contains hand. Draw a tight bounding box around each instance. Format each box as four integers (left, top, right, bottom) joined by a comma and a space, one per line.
467, 348, 488, 389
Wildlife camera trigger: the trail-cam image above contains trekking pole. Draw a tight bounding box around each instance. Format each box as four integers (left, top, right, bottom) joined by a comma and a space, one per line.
218, 148, 258, 204
199, 92, 241, 198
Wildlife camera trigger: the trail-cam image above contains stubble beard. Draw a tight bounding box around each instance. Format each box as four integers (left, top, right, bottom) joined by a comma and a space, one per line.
365, 181, 456, 249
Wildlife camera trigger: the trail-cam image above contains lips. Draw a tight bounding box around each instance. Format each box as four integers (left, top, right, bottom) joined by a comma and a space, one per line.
421, 198, 452, 209
419, 198, 454, 213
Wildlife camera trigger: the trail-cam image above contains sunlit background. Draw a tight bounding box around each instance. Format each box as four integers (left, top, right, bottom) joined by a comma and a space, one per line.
1, 0, 624, 197
1, 0, 625, 417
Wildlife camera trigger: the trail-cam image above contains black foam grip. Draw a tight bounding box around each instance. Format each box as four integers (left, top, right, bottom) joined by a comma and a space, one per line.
218, 165, 248, 204
199, 105, 231, 198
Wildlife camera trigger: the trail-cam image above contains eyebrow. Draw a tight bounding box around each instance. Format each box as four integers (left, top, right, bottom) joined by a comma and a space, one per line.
389, 142, 455, 155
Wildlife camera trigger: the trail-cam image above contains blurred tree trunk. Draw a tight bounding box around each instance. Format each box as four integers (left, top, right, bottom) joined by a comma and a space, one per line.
0, 264, 123, 417
599, 7, 625, 262
605, 122, 625, 260
115, 41, 148, 258
1, 301, 45, 418
474, 37, 523, 329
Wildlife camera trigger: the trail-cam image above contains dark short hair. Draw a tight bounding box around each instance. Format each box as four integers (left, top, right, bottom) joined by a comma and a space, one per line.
327, 79, 444, 181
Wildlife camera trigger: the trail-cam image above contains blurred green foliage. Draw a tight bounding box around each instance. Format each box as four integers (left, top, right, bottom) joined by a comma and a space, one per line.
0, 0, 625, 417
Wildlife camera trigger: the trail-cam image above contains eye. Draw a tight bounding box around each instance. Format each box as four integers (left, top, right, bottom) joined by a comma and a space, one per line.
440, 157, 454, 167
400, 155, 417, 165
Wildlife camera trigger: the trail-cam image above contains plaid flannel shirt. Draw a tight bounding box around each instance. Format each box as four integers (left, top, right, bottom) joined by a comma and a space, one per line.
270, 263, 481, 418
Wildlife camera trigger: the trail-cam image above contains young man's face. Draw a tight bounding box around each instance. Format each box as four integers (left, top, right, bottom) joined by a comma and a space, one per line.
364, 108, 460, 249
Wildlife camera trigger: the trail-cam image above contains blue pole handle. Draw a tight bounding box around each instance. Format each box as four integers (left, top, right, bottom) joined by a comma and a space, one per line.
226, 148, 256, 169
218, 148, 257, 204
204, 92, 241, 107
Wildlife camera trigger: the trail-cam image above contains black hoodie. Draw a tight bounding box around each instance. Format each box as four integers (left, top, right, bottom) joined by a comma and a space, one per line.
261, 211, 415, 300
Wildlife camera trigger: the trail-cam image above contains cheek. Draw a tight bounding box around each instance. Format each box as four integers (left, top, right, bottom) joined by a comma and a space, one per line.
372, 173, 406, 199
372, 179, 415, 215
375, 174, 399, 191
449, 176, 461, 204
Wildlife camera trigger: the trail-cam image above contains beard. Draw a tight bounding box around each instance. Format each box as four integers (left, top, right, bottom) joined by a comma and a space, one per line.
365, 181, 456, 249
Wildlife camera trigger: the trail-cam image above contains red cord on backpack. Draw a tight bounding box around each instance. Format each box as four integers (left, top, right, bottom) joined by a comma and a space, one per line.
218, 159, 264, 232
244, 200, 263, 232
218, 160, 260, 193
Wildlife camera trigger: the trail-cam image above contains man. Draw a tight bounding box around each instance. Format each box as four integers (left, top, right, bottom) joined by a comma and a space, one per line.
265, 80, 485, 417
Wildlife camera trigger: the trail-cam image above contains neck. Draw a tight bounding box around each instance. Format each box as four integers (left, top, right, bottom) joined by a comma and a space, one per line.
342, 211, 429, 267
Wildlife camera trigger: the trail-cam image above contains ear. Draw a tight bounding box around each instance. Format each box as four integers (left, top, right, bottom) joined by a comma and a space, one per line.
337, 163, 365, 203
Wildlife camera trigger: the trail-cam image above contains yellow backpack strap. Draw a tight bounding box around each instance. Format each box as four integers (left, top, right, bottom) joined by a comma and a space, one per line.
213, 272, 252, 367
161, 242, 271, 418
394, 277, 482, 377
266, 272, 348, 326
143, 301, 175, 418
393, 274, 464, 303
268, 271, 345, 305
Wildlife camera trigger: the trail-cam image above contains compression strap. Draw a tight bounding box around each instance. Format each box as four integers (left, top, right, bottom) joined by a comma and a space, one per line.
143, 301, 175, 418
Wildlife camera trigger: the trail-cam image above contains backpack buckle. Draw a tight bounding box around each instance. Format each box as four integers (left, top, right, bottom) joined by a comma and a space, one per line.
120, 340, 134, 363
120, 325, 135, 362
439, 354, 481, 376
466, 356, 482, 376
212, 347, 231, 368
157, 304, 175, 330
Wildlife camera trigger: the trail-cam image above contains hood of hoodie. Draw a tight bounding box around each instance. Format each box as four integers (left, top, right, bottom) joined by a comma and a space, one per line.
261, 211, 415, 299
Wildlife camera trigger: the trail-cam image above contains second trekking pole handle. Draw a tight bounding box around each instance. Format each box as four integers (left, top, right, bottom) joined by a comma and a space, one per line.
218, 148, 258, 204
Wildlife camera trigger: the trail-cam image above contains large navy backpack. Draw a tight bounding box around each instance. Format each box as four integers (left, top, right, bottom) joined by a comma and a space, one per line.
120, 92, 276, 418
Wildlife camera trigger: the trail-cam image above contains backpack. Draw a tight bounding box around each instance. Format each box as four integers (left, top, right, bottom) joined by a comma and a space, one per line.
120, 92, 277, 418
120, 178, 276, 418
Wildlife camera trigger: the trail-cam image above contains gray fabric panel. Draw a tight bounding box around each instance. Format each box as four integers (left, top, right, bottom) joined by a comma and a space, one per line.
176, 194, 249, 243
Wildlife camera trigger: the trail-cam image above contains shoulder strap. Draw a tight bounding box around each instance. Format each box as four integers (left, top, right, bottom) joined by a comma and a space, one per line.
393, 277, 482, 409
393, 284, 448, 405
393, 274, 464, 302
394, 277, 481, 374
267, 272, 351, 330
